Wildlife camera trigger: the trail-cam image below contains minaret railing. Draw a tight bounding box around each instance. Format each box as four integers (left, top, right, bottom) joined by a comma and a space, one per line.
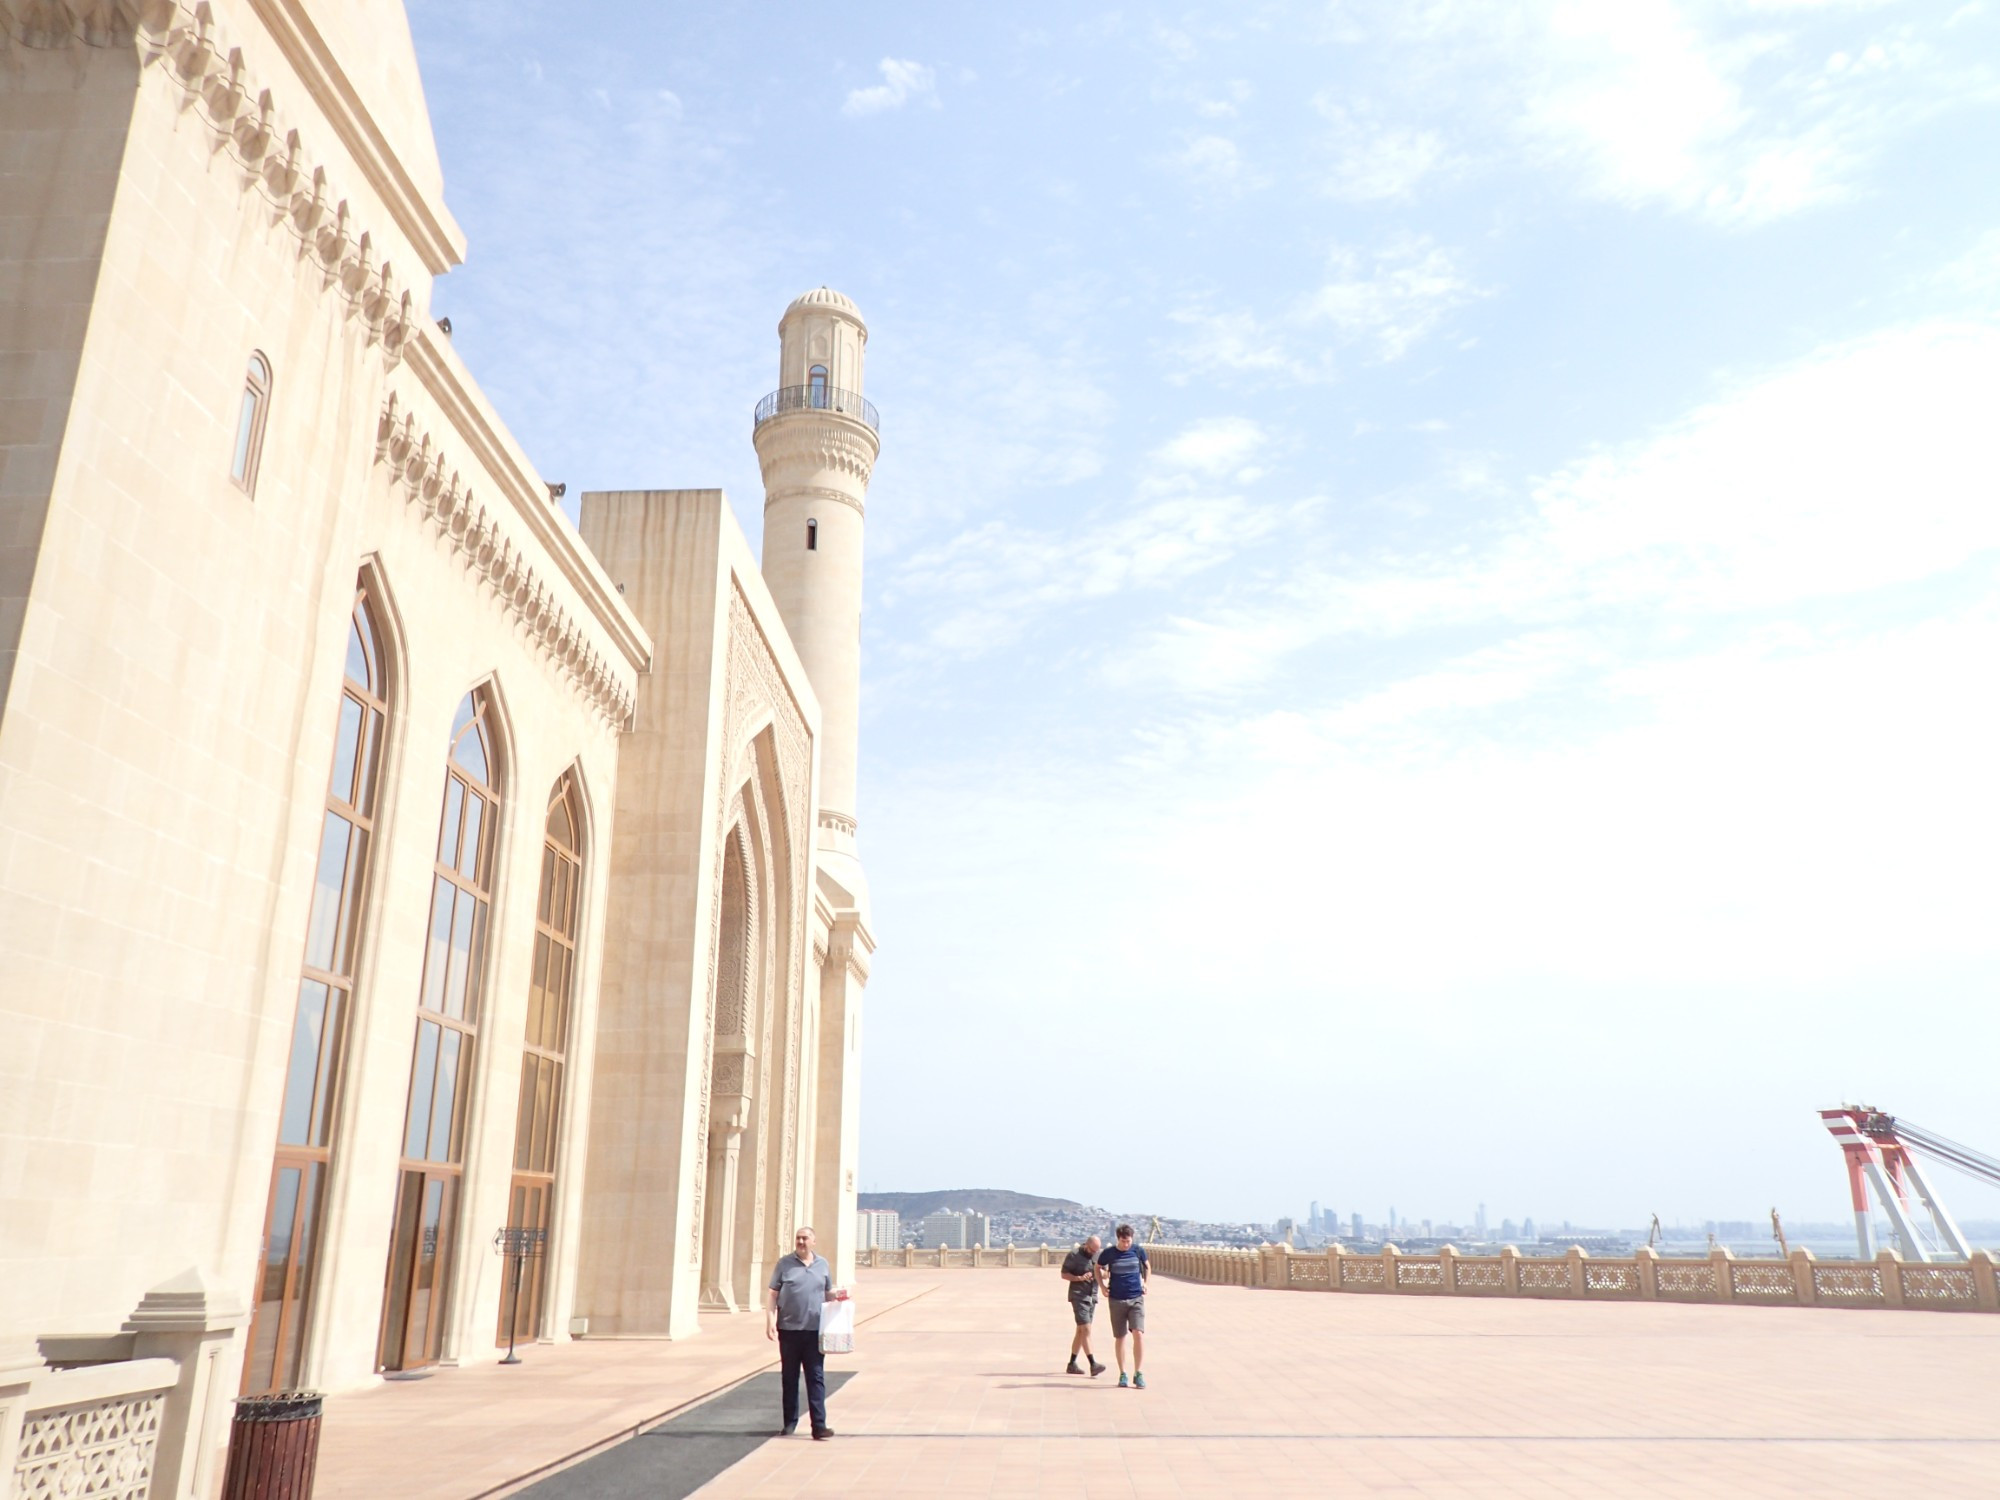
754, 385, 879, 433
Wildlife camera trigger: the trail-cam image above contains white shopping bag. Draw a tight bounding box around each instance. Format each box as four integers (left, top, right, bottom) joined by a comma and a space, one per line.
819, 1297, 855, 1354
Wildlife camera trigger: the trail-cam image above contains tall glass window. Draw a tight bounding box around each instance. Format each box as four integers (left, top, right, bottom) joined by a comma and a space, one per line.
379, 690, 499, 1371
498, 775, 583, 1345
808, 363, 828, 408
243, 586, 386, 1394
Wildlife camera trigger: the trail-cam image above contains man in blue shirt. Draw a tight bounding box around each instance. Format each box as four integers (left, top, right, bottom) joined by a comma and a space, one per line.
1096, 1224, 1150, 1388
766, 1226, 837, 1438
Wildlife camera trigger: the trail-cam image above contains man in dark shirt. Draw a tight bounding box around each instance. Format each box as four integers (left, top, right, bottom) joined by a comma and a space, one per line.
1097, 1224, 1150, 1388
766, 1226, 838, 1438
1060, 1234, 1106, 1376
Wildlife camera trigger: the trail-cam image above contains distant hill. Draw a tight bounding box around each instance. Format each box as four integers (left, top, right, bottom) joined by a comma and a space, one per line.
858, 1189, 1100, 1219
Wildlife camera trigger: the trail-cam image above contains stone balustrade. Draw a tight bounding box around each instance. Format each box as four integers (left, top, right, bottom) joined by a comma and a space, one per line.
1, 1270, 244, 1500
861, 1244, 1071, 1270
1140, 1242, 2000, 1312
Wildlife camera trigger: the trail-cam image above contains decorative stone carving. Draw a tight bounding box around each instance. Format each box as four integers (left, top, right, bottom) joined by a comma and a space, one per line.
375, 394, 635, 729
1728, 1264, 1797, 1299
1454, 1260, 1505, 1290
1517, 1261, 1573, 1292
711, 1052, 745, 1096
1583, 1263, 1640, 1295
0, 0, 152, 50
13, 1393, 162, 1500
753, 419, 879, 492
1655, 1262, 1718, 1296
1901, 1266, 1977, 1303
1812, 1265, 1884, 1301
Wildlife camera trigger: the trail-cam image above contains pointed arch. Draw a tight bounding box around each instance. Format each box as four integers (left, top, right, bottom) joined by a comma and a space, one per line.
498, 766, 589, 1346
243, 569, 395, 1395
380, 679, 505, 1372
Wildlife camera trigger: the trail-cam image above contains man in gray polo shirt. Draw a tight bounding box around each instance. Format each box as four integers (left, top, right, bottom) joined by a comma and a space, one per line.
766, 1225, 837, 1438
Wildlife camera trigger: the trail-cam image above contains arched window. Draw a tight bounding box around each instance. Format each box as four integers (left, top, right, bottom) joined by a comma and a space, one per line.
232, 352, 272, 494
498, 774, 584, 1346
808, 364, 828, 408
380, 689, 499, 1372
805, 518, 818, 552
244, 584, 387, 1394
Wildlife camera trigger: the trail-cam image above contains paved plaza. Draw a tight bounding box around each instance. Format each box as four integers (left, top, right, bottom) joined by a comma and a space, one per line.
308, 1266, 2000, 1497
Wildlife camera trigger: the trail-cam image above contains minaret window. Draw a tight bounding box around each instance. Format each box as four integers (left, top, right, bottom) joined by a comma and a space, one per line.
806, 518, 818, 551
808, 364, 828, 408
232, 352, 272, 494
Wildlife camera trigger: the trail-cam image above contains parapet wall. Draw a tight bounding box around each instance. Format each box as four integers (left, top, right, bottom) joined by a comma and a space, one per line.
1145, 1241, 2000, 1313
856, 1241, 2000, 1312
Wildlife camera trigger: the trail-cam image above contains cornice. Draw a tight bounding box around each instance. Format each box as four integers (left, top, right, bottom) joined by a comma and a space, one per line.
375, 389, 637, 731
766, 484, 863, 519
403, 331, 651, 679
242, 0, 465, 274
752, 414, 880, 487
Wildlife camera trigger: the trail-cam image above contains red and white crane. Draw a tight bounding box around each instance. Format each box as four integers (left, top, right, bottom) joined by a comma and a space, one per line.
1819, 1106, 2000, 1261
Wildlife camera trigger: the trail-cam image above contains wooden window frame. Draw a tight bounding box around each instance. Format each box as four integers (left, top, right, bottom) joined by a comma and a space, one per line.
381, 689, 501, 1372
499, 774, 584, 1346
243, 586, 387, 1395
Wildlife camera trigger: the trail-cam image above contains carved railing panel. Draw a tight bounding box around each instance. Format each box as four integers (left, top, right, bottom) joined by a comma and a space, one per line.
14, 1393, 163, 1500
1900, 1266, 1977, 1304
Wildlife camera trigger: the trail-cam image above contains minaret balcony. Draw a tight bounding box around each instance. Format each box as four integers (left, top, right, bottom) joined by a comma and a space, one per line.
754, 385, 879, 434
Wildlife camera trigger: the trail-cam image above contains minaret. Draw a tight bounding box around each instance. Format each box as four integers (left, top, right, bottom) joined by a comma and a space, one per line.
753, 287, 878, 908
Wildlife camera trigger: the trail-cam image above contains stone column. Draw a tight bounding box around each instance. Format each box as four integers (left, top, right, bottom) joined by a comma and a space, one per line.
0, 1337, 40, 1486
122, 1268, 246, 1500
700, 1103, 750, 1312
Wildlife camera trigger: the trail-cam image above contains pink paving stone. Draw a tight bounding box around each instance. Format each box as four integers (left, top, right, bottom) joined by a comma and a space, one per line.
311, 1267, 2000, 1499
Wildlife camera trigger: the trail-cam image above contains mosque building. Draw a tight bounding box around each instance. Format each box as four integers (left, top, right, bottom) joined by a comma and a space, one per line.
0, 1, 876, 1493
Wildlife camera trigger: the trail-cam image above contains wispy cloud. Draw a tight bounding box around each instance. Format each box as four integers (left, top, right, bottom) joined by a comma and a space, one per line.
1308, 236, 1484, 360
1163, 133, 1260, 193
1166, 306, 1331, 385
883, 417, 1301, 660
1313, 96, 1451, 201
1106, 320, 2000, 696
1323, 0, 2000, 227
843, 58, 940, 117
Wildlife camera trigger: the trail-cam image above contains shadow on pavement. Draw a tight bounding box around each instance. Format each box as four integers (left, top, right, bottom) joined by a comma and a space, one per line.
513, 1370, 856, 1500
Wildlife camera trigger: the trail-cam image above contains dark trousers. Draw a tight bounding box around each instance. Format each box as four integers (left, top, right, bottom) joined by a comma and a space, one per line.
777, 1327, 828, 1432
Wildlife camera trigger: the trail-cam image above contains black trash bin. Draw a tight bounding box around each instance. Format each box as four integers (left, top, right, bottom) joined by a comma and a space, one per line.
222, 1392, 323, 1500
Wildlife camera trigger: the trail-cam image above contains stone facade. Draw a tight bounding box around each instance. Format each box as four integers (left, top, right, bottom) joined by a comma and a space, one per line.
0, 2, 874, 1494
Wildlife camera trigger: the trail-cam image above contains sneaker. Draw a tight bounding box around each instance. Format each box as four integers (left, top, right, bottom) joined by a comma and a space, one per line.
1089, 1358, 1106, 1378
1133, 1372, 1147, 1390
1117, 1372, 1129, 1388
1065, 1358, 1082, 1375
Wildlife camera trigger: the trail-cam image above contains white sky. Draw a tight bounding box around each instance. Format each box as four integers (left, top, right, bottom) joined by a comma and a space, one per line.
406, 0, 2000, 1229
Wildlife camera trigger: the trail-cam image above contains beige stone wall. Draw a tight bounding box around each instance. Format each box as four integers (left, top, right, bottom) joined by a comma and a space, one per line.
0, 27, 138, 717
0, 0, 645, 1439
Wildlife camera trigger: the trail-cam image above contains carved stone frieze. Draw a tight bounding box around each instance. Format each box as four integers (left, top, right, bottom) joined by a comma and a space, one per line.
754, 417, 879, 489
0, 1, 421, 363
767, 484, 865, 519
374, 393, 635, 730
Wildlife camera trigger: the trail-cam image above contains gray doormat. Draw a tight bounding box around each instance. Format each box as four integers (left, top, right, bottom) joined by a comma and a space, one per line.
513, 1370, 856, 1500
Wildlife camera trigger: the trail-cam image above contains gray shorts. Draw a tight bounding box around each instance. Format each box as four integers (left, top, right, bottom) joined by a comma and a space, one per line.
1070, 1296, 1096, 1326
1108, 1297, 1144, 1337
